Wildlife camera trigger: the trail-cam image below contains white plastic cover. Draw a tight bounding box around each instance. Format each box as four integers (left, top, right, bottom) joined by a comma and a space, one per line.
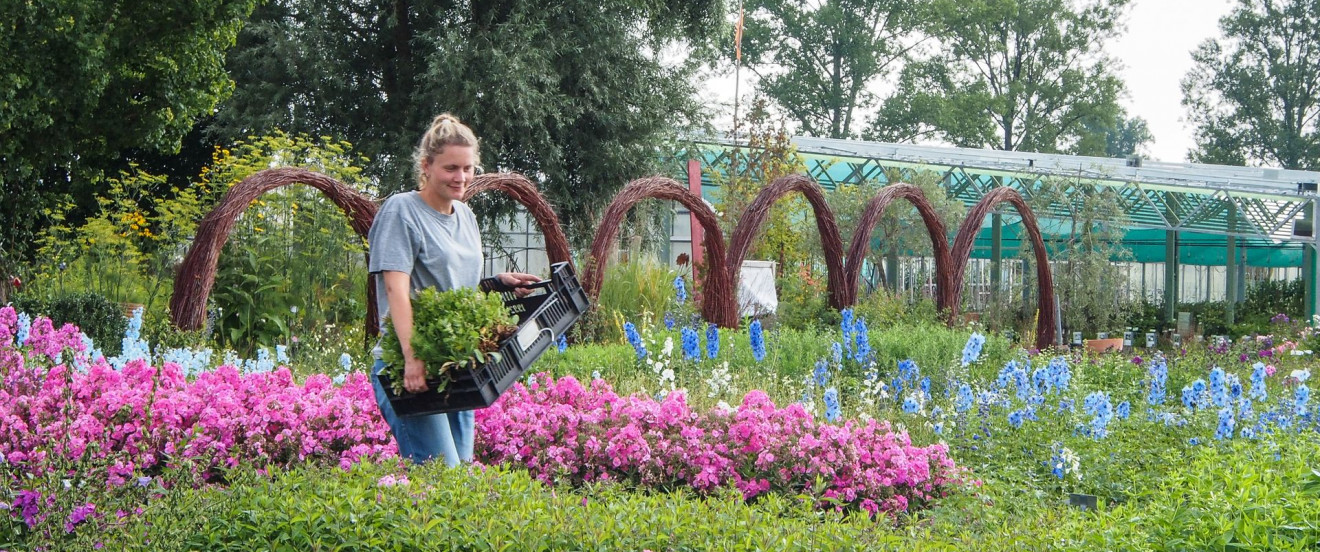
737, 260, 778, 317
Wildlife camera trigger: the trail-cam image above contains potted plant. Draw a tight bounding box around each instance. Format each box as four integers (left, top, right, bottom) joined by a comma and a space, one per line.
380, 287, 517, 395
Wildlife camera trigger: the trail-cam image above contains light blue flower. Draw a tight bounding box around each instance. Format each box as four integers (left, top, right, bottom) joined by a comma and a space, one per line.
823, 387, 841, 422
664, 312, 675, 330
902, 396, 919, 414
1116, 401, 1131, 420
556, 334, 568, 353
1214, 407, 1235, 440
840, 309, 855, 351
15, 312, 30, 346
1295, 385, 1310, 417
813, 359, 830, 387
831, 341, 843, 364
338, 353, 352, 372
1249, 362, 1268, 401
852, 318, 870, 362
898, 359, 919, 383
673, 275, 688, 305
1147, 356, 1168, 405
961, 332, 986, 367
276, 344, 290, 364
1008, 409, 1024, 428
954, 383, 974, 413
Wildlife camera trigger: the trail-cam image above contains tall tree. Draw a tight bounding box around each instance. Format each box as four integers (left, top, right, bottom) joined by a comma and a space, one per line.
0, 0, 259, 268
216, 0, 725, 245
1073, 111, 1153, 158
1182, 0, 1320, 169
867, 0, 1129, 153
739, 0, 928, 139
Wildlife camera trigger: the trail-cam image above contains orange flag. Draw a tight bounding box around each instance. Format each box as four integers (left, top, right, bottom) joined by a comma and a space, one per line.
734, 6, 744, 62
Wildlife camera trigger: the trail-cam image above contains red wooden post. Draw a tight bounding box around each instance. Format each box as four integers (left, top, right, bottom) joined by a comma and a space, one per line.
687, 159, 705, 267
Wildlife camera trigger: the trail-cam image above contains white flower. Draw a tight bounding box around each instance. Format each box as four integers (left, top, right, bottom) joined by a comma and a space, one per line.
715, 400, 734, 413
1291, 369, 1311, 382
662, 337, 674, 356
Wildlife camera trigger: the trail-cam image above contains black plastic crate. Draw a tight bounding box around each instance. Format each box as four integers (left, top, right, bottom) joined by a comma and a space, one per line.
377, 262, 588, 416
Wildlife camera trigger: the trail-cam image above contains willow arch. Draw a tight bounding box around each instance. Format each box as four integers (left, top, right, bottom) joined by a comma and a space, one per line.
465, 173, 573, 267
949, 187, 1056, 350
726, 174, 847, 310
169, 168, 380, 335
584, 176, 737, 328
842, 183, 954, 312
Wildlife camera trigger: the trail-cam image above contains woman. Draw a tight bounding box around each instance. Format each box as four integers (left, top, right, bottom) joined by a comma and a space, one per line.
368, 113, 539, 465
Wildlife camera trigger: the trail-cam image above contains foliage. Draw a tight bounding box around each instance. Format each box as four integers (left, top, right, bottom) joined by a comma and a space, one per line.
1074, 110, 1154, 158
11, 292, 129, 357
26, 165, 213, 309
595, 259, 682, 336
1183, 0, 1320, 169
713, 98, 814, 271
740, 0, 927, 139
1028, 179, 1134, 336
380, 288, 516, 394
202, 132, 373, 353
823, 168, 965, 291
216, 0, 725, 247
0, 0, 260, 266
869, 0, 1129, 154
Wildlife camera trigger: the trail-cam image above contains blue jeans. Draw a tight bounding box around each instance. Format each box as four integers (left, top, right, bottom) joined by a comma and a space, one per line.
370, 359, 474, 466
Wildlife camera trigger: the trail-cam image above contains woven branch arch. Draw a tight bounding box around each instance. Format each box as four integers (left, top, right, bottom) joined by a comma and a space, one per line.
169, 168, 380, 336
842, 183, 954, 313
465, 173, 573, 267
726, 174, 848, 310
584, 176, 737, 328
949, 187, 1056, 350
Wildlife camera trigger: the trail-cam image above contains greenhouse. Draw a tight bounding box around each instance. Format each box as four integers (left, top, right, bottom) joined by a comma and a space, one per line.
662, 136, 1320, 327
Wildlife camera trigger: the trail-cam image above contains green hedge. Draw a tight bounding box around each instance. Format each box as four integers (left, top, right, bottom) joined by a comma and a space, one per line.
12, 291, 128, 356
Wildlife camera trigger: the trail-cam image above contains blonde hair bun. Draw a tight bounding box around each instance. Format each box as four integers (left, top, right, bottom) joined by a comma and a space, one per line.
414, 112, 480, 188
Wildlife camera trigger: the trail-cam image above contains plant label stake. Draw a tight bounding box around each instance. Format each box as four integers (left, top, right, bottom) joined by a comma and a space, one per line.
1123, 331, 1133, 348
1145, 332, 1157, 348
1072, 331, 1082, 346
1068, 493, 1098, 511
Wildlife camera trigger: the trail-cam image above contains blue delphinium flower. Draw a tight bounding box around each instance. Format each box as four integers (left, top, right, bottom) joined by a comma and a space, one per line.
1147, 356, 1168, 405
276, 344, 290, 364
1044, 357, 1072, 394
556, 334, 568, 353
1116, 401, 1131, 420
813, 359, 830, 387
1181, 385, 1197, 409
1191, 379, 1208, 409
840, 309, 855, 351
1032, 367, 1049, 394
902, 395, 920, 414
955, 383, 974, 413
1007, 409, 1025, 428
831, 342, 843, 364
961, 332, 986, 367
1209, 367, 1228, 407
339, 352, 352, 371
624, 322, 648, 360
15, 312, 30, 346
898, 359, 919, 383
705, 323, 719, 359
673, 275, 687, 305
852, 318, 871, 362
920, 377, 931, 398
664, 312, 675, 331
1226, 373, 1242, 400
1083, 391, 1113, 439
1189, 437, 1201, 446
681, 327, 700, 360
1295, 385, 1310, 417
1249, 362, 1268, 401
748, 319, 766, 363
823, 387, 841, 422
1058, 398, 1075, 413
1214, 407, 1235, 440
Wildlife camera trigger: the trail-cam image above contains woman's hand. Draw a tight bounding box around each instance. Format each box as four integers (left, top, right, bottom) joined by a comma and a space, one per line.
497, 272, 541, 297
403, 355, 428, 393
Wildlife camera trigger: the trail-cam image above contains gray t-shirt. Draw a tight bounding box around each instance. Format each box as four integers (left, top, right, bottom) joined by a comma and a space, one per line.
368, 191, 483, 323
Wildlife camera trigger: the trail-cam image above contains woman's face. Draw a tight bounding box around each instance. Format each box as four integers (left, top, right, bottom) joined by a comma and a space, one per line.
422, 145, 476, 205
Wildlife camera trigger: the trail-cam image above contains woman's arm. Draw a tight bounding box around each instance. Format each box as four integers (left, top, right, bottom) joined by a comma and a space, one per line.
382, 270, 429, 393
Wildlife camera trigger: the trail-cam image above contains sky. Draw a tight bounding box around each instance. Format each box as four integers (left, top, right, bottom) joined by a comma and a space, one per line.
698, 0, 1238, 163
